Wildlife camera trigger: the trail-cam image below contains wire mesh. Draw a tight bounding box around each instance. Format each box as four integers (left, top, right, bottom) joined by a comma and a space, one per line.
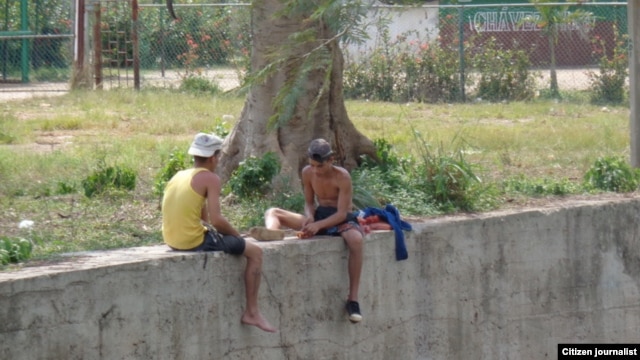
0, 0, 73, 96
0, 1, 631, 104
133, 2, 251, 91
343, 2, 629, 103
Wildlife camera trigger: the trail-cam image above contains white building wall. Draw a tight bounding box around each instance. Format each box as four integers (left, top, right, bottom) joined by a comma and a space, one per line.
344, 1, 440, 60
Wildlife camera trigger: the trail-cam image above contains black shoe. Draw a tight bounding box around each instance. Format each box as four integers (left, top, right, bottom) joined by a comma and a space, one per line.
346, 300, 362, 323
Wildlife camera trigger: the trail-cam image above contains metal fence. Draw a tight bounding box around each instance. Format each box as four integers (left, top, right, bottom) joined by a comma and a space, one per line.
0, 0, 74, 97
343, 2, 629, 102
0, 1, 630, 102
82, 1, 250, 91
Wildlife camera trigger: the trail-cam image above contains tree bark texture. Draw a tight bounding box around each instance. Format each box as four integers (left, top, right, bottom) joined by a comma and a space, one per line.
217, 0, 377, 190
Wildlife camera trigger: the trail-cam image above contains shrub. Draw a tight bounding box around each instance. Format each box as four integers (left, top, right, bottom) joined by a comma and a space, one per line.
154, 149, 189, 196
359, 137, 412, 190
343, 29, 463, 103
587, 23, 628, 105
411, 132, 486, 212
56, 181, 77, 195
360, 138, 400, 171
0, 236, 33, 265
583, 156, 639, 193
470, 37, 536, 102
228, 152, 280, 199
354, 134, 496, 214
397, 37, 463, 103
82, 160, 137, 198
343, 29, 399, 102
179, 76, 222, 95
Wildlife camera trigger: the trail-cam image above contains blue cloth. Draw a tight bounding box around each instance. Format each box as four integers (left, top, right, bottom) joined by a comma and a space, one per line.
361, 204, 412, 261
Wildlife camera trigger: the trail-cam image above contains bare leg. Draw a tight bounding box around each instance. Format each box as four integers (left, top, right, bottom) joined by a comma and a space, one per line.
264, 207, 306, 231
240, 242, 277, 333
343, 229, 364, 301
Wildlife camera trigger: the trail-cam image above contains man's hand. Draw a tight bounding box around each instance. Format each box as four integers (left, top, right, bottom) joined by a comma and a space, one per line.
301, 221, 322, 237
296, 231, 313, 239
302, 216, 313, 228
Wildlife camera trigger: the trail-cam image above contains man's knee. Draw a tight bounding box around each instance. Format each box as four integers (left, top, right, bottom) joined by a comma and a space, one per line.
244, 241, 264, 261
343, 231, 363, 251
264, 207, 280, 219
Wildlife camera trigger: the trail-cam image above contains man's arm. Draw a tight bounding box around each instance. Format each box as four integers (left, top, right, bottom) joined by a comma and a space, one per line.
334, 172, 354, 222
203, 172, 241, 237
302, 167, 316, 221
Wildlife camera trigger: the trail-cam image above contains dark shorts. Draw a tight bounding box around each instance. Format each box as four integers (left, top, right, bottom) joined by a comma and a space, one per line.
174, 230, 246, 255
314, 206, 361, 236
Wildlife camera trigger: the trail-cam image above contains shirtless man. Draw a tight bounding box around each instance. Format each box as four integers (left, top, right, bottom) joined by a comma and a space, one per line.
262, 138, 364, 323
162, 132, 277, 333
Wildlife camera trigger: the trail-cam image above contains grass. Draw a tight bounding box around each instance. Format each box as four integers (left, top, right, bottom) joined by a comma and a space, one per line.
0, 89, 633, 264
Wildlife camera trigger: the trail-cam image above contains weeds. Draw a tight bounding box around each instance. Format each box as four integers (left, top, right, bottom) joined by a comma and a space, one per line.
503, 175, 581, 196
411, 133, 485, 212
583, 156, 640, 193
0, 236, 33, 265
179, 76, 223, 96
82, 159, 137, 198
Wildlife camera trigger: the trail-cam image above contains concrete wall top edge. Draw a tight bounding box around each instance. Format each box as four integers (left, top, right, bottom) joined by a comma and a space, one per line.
1, 194, 638, 283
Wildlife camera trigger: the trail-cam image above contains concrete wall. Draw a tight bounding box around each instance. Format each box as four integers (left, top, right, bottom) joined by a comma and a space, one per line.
2, 197, 640, 360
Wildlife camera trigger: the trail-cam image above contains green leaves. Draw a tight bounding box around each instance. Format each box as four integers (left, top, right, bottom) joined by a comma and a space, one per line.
0, 236, 33, 266
258, 0, 371, 127
353, 135, 491, 214
472, 37, 536, 102
588, 23, 628, 105
82, 160, 137, 198
154, 149, 189, 196
228, 152, 281, 199
584, 156, 640, 193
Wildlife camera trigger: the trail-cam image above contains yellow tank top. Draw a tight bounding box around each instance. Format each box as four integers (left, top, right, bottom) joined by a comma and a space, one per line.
161, 168, 209, 250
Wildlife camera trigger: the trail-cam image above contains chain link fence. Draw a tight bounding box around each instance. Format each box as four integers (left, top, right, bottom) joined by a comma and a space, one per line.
0, 0, 74, 98
343, 2, 629, 103
0, 1, 630, 104
134, 2, 250, 91
86, 1, 250, 91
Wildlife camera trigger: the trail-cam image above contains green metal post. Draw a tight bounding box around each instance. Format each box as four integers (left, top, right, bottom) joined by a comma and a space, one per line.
458, 6, 465, 102
21, 0, 30, 83
2, 0, 8, 80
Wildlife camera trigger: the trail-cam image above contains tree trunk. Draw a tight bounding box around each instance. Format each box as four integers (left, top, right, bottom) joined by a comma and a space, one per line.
216, 0, 377, 190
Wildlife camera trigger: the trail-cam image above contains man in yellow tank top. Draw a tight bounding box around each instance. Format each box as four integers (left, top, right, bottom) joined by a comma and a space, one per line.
162, 132, 276, 333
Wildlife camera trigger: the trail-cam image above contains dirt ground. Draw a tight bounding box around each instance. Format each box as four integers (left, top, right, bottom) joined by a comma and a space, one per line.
0, 67, 595, 102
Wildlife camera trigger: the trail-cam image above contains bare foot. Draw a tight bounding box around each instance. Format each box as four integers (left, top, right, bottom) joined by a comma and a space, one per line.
241, 311, 277, 333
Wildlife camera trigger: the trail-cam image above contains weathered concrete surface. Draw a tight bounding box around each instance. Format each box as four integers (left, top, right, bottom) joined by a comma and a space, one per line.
2, 197, 640, 359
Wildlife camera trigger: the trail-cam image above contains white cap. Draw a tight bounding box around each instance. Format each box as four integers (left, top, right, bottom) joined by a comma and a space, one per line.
188, 133, 223, 157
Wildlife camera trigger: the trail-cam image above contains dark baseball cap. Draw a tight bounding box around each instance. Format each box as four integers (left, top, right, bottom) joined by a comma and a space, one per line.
307, 138, 333, 162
